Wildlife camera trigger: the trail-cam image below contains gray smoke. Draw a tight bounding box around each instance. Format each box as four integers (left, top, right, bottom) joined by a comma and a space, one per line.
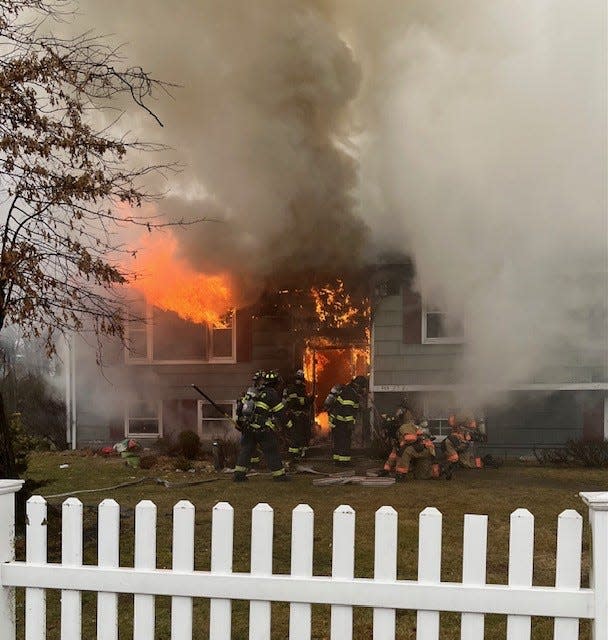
72, 0, 367, 286
64, 1, 606, 407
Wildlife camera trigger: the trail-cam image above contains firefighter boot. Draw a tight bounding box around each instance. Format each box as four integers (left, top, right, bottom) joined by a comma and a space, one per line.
395, 472, 410, 483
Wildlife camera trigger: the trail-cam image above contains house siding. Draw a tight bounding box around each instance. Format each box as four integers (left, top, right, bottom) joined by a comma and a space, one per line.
371, 285, 608, 452
74, 317, 296, 445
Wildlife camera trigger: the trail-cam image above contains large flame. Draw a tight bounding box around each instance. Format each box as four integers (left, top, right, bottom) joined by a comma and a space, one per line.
310, 279, 369, 328
129, 232, 236, 326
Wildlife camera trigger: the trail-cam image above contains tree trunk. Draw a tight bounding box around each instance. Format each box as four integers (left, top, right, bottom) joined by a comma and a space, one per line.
0, 392, 17, 479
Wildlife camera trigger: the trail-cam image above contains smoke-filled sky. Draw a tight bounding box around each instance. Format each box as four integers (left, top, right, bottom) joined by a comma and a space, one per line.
68, 0, 606, 395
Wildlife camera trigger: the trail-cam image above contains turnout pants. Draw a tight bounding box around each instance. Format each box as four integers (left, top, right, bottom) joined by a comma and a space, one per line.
331, 420, 353, 462
443, 439, 478, 468
235, 428, 285, 477
395, 444, 436, 476
288, 411, 311, 459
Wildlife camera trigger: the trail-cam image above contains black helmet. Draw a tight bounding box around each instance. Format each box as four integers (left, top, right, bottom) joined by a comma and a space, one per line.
253, 370, 264, 383
263, 370, 280, 386
351, 375, 368, 392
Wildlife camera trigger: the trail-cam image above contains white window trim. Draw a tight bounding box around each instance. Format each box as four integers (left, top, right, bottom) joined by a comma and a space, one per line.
421, 305, 465, 345
125, 303, 237, 365
124, 399, 163, 439
197, 400, 236, 439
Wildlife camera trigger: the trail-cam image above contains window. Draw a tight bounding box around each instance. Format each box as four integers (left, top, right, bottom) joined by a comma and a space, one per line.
125, 298, 150, 360
422, 394, 483, 438
209, 312, 235, 360
125, 302, 236, 364
197, 401, 236, 439
422, 307, 465, 344
126, 400, 162, 437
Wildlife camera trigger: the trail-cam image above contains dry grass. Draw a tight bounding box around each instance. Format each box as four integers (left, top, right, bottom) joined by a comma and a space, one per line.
12, 451, 607, 639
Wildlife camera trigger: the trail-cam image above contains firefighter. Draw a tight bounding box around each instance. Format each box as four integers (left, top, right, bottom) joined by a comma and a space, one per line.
441, 415, 473, 478
233, 370, 289, 482
283, 369, 313, 462
236, 370, 264, 467
324, 375, 367, 466
392, 414, 437, 481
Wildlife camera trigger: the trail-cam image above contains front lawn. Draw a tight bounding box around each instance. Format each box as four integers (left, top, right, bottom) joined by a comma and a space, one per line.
12, 451, 607, 639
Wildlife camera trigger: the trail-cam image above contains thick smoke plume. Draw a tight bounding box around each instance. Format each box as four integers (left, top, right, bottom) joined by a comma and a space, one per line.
74, 0, 367, 291
336, 0, 607, 401
69, 1, 605, 405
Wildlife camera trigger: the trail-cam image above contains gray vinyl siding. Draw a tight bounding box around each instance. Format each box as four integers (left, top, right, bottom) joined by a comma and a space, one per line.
74, 319, 295, 445
373, 293, 463, 387
372, 288, 608, 388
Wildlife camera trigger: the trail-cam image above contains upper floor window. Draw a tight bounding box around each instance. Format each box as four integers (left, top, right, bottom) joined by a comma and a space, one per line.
422, 307, 465, 344
125, 299, 236, 364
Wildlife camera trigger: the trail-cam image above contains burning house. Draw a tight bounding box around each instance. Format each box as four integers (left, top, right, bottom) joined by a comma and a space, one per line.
66, 274, 371, 448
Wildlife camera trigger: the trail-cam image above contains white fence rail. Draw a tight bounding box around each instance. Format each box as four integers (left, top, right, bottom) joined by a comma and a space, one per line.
0, 480, 607, 639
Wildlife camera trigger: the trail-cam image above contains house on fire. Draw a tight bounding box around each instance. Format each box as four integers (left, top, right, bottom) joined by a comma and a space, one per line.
67, 284, 369, 448
370, 265, 608, 453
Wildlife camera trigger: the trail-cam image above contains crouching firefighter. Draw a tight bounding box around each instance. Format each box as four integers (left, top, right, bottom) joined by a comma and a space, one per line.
382, 412, 438, 480
234, 370, 289, 482
324, 375, 367, 466
440, 415, 474, 478
283, 369, 313, 462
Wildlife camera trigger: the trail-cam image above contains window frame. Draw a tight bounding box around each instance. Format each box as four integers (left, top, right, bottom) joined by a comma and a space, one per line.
124, 399, 163, 438
125, 302, 237, 365
421, 305, 465, 345
196, 400, 237, 439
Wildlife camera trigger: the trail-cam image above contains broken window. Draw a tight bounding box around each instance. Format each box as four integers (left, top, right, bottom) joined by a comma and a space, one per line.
125, 301, 236, 363
209, 311, 235, 360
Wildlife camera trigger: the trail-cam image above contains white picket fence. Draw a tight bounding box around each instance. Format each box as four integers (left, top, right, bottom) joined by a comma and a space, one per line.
0, 480, 607, 640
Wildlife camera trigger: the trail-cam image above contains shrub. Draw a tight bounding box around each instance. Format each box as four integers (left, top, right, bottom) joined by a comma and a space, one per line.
177, 430, 201, 460
564, 439, 608, 467
173, 455, 191, 472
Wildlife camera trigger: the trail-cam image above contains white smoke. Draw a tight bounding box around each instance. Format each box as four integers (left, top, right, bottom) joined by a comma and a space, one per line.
337, 0, 607, 399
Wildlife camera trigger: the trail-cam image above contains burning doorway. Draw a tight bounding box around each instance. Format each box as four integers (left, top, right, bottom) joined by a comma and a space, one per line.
304, 341, 369, 442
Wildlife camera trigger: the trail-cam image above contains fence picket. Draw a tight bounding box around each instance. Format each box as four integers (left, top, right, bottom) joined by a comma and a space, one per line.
134, 500, 157, 640
289, 504, 314, 640
97, 499, 120, 640
25, 496, 47, 640
249, 503, 273, 640
171, 501, 195, 640
460, 514, 487, 640
506, 508, 534, 640
210, 502, 234, 640
330, 505, 355, 640
373, 506, 397, 640
60, 498, 83, 640
416, 507, 442, 640
553, 510, 582, 640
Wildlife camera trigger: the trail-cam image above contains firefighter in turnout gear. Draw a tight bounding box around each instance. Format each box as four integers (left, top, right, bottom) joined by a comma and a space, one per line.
236, 370, 264, 467
324, 375, 367, 465
283, 369, 313, 462
233, 370, 289, 482
391, 414, 437, 481
440, 415, 472, 479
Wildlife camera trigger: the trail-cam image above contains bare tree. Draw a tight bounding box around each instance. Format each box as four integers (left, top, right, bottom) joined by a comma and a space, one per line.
0, 0, 176, 476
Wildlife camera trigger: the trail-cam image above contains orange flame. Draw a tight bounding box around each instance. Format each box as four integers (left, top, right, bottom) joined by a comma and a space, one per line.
315, 411, 331, 435
310, 280, 369, 328
129, 232, 236, 326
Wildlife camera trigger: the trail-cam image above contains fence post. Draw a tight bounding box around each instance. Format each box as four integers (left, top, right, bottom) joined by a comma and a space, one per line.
580, 492, 608, 640
0, 479, 24, 640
